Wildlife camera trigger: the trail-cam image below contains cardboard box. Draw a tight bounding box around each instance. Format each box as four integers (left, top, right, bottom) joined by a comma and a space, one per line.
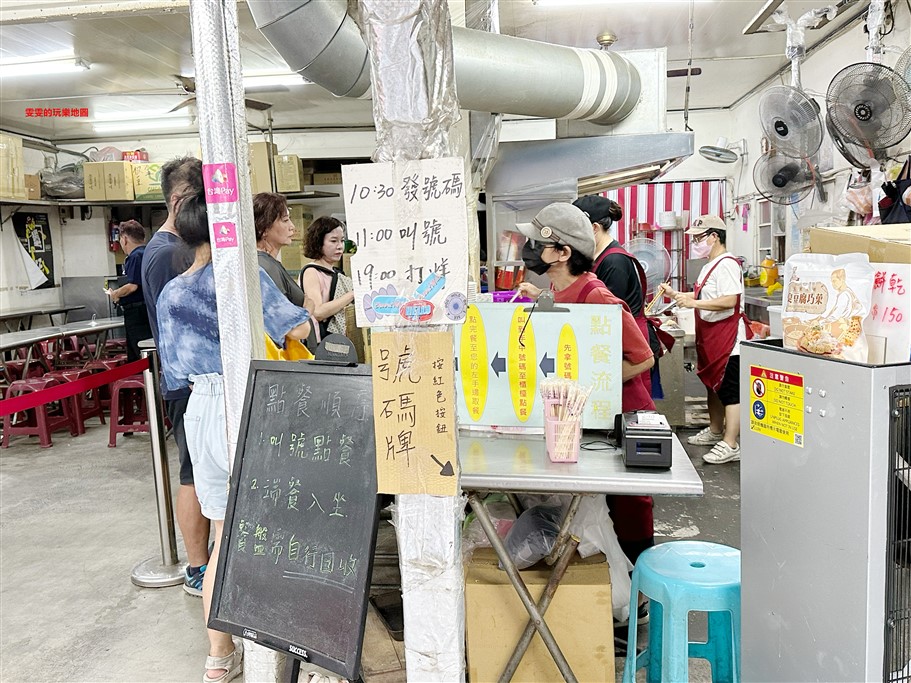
24, 173, 40, 200
465, 548, 613, 683
274, 154, 304, 193
289, 204, 314, 241
249, 141, 277, 194
103, 161, 135, 200
313, 172, 343, 185
0, 133, 26, 200
809, 224, 911, 264
279, 244, 306, 272
131, 162, 164, 201
82, 162, 107, 201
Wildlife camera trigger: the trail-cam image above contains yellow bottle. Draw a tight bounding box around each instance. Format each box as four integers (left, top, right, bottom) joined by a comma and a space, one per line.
759, 257, 778, 288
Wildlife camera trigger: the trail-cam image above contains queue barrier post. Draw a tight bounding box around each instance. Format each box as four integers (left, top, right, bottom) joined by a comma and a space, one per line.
131, 340, 185, 587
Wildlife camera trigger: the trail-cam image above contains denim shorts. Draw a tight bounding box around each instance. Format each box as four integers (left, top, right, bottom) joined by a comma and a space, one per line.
183, 373, 229, 521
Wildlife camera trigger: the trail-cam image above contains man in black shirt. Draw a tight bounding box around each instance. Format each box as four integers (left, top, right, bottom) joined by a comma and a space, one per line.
140, 157, 210, 597
106, 220, 152, 362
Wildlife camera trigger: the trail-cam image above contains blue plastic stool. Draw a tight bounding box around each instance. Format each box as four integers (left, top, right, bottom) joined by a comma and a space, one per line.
622, 541, 741, 683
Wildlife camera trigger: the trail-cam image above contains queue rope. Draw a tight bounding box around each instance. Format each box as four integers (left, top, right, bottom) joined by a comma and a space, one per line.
0, 359, 149, 417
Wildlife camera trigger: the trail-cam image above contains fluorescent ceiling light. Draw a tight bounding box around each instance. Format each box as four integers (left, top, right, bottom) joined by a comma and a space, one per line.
535, 0, 711, 4
92, 118, 193, 134
0, 52, 89, 78
93, 109, 187, 122
242, 71, 309, 88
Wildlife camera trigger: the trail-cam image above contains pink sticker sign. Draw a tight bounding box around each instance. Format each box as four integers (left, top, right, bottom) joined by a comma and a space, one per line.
213, 222, 238, 249
202, 163, 239, 203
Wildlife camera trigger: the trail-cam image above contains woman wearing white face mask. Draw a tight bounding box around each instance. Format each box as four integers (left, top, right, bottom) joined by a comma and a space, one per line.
658, 215, 751, 465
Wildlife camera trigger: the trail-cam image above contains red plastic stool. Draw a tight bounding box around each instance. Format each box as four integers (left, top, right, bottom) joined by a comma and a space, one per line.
83, 358, 126, 411
109, 375, 149, 447
4, 359, 45, 381
1, 377, 79, 448
43, 369, 106, 435
104, 338, 127, 355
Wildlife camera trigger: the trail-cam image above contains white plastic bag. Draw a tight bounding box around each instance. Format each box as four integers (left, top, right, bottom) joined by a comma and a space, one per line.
570, 495, 633, 622
783, 252, 875, 362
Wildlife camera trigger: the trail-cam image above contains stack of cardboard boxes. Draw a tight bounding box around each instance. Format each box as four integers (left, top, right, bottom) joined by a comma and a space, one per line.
278, 203, 314, 272
0, 133, 26, 200
82, 161, 163, 202
274, 154, 316, 193
249, 141, 277, 194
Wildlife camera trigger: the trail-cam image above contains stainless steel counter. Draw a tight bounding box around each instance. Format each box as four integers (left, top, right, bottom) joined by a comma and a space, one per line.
743, 286, 782, 308
459, 431, 703, 496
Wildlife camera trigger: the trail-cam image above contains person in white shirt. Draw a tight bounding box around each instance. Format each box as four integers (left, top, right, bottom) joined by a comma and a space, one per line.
658, 215, 750, 464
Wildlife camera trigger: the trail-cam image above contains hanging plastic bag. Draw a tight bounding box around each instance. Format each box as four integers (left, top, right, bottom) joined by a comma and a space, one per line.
503, 505, 561, 570
880, 157, 911, 224
570, 495, 634, 622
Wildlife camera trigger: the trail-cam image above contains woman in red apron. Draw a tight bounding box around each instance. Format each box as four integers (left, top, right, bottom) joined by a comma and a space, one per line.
659, 215, 751, 465
515, 202, 657, 568
573, 195, 675, 398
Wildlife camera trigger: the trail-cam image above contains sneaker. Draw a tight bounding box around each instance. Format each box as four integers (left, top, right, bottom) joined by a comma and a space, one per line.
184, 564, 206, 597
687, 427, 724, 446
703, 441, 741, 464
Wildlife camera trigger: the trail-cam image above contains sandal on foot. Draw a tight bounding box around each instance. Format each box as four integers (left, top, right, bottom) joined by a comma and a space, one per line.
203, 649, 243, 683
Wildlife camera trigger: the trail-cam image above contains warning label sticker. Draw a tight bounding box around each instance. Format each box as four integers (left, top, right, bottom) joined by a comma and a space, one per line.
749, 365, 804, 448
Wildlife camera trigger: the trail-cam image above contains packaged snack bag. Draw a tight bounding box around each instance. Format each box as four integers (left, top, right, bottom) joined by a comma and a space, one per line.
782, 253, 875, 362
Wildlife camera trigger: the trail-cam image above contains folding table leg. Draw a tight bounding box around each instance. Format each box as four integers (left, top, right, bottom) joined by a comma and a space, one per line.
467, 493, 579, 683
501, 535, 580, 682
545, 494, 582, 565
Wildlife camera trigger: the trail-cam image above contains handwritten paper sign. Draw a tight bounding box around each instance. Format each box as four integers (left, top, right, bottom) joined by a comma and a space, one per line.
371, 330, 458, 495
454, 303, 623, 430
866, 263, 911, 363
342, 158, 468, 328
210, 362, 379, 681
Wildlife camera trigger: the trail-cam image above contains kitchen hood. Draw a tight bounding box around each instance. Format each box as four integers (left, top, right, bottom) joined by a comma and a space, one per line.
485, 132, 695, 199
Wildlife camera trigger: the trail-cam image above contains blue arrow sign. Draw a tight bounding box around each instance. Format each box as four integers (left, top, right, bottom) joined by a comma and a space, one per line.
490, 352, 505, 377
539, 353, 554, 377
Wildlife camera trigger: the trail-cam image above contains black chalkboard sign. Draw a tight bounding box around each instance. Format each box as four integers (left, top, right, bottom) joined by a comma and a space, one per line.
210, 360, 379, 681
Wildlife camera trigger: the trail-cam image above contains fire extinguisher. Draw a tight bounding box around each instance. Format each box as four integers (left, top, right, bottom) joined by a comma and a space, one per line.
109, 222, 121, 252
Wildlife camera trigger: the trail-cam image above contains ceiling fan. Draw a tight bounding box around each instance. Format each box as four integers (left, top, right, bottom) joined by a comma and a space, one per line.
169, 74, 273, 113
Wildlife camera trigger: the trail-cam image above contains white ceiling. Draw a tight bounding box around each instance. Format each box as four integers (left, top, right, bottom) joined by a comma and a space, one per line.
0, 0, 867, 143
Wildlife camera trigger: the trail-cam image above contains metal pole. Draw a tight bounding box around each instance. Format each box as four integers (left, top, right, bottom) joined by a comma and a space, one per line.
131, 341, 184, 587
467, 494, 578, 683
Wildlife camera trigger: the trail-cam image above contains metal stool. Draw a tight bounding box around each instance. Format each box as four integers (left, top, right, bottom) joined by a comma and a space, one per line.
1, 377, 79, 448
623, 541, 741, 683
109, 375, 149, 447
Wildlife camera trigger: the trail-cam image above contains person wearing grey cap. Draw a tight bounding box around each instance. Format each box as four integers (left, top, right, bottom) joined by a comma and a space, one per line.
658, 214, 751, 465
514, 202, 657, 569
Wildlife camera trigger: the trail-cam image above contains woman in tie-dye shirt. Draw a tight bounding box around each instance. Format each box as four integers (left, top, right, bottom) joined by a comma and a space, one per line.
156, 189, 312, 683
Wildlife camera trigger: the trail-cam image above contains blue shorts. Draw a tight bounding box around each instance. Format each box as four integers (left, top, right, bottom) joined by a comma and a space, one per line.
184, 373, 229, 521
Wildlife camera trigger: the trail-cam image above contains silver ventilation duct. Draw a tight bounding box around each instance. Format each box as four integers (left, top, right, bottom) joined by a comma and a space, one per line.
247, 0, 641, 125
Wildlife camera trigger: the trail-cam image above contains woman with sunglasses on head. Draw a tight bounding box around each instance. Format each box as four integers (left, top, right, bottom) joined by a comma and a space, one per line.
514, 202, 656, 570
658, 215, 750, 465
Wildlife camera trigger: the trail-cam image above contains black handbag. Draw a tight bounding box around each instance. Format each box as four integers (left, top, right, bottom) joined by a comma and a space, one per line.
880, 156, 911, 224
